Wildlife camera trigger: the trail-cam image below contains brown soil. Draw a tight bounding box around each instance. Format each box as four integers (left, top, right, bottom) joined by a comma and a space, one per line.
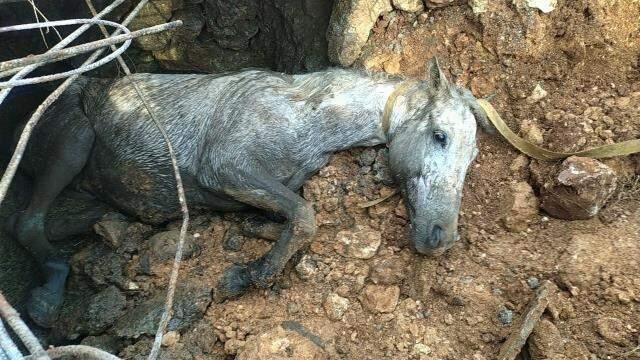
148, 2, 640, 359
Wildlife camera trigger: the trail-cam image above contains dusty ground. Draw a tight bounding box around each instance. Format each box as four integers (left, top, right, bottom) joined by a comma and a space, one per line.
2, 1, 640, 359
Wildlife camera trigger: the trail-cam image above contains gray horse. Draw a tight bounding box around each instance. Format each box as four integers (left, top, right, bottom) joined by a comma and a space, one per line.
8, 58, 493, 327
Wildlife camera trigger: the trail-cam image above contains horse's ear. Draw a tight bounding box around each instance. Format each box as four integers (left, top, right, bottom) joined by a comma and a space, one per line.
460, 88, 497, 134
426, 57, 449, 93
470, 101, 496, 134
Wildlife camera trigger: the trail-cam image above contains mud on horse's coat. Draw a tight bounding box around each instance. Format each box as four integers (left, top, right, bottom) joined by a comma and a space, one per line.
8, 58, 493, 327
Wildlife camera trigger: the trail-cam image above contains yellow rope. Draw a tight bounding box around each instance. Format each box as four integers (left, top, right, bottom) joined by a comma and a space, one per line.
477, 99, 640, 161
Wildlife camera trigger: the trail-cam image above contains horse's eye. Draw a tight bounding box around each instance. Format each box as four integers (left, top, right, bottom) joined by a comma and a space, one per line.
433, 130, 447, 147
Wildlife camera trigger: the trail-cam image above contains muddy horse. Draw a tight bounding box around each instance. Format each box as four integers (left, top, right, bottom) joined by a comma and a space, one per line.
7, 59, 493, 327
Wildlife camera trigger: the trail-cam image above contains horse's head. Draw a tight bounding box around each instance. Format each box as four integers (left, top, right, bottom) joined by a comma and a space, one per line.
387, 58, 494, 255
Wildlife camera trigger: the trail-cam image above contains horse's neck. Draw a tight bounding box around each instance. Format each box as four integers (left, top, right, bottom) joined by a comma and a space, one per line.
307, 73, 399, 152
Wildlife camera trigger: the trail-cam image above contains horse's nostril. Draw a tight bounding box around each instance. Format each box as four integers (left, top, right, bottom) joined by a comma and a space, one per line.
429, 225, 443, 247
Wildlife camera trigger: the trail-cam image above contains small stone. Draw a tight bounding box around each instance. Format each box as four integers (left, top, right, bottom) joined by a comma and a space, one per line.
468, 0, 488, 14
444, 313, 454, 325
113, 285, 211, 338
526, 83, 548, 103
527, 277, 540, 289
148, 230, 197, 261
323, 293, 350, 321
358, 148, 377, 166
334, 225, 382, 259
77, 286, 127, 335
526, 0, 557, 13
392, 0, 424, 12
237, 325, 326, 359
412, 343, 431, 355
369, 255, 407, 285
596, 317, 629, 346
425, 0, 456, 8
502, 181, 539, 232
497, 305, 513, 325
162, 331, 180, 347
529, 320, 564, 358
536, 156, 617, 220
521, 120, 544, 145
224, 339, 246, 355
94, 217, 129, 248
295, 255, 318, 280
361, 285, 400, 313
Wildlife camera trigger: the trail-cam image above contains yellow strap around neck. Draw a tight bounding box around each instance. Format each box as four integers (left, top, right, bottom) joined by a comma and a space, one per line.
381, 82, 413, 137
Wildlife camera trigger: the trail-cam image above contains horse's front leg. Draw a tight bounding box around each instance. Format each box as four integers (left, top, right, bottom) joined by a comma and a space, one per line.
211, 168, 317, 302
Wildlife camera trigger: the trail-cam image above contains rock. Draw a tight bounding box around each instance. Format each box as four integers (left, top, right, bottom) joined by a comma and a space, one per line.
327, 0, 392, 66
528, 319, 564, 358
237, 325, 326, 359
94, 217, 129, 248
525, 0, 557, 13
358, 148, 377, 166
392, 0, 424, 12
72, 243, 129, 288
323, 293, 350, 321
369, 255, 408, 285
162, 331, 180, 347
361, 285, 400, 313
535, 156, 617, 220
81, 286, 127, 335
425, 0, 457, 8
412, 343, 432, 356
526, 83, 548, 103
468, 0, 488, 13
497, 305, 513, 325
521, 119, 544, 145
527, 277, 540, 289
595, 317, 630, 346
171, 5, 204, 42
148, 230, 198, 261
129, 0, 175, 51
295, 255, 318, 280
113, 285, 211, 338
334, 225, 382, 259
502, 181, 539, 232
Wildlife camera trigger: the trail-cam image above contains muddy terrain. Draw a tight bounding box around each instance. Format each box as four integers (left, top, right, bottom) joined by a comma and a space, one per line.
1, 0, 639, 359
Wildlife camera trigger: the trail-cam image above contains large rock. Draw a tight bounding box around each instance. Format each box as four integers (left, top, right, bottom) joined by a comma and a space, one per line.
128, 0, 176, 51
532, 156, 617, 220
237, 325, 326, 359
334, 225, 382, 259
501, 181, 539, 232
327, 0, 392, 66
361, 284, 400, 313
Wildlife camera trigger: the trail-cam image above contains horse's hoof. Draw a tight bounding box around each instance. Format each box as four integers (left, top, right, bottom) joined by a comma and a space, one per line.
26, 286, 63, 328
213, 264, 252, 303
